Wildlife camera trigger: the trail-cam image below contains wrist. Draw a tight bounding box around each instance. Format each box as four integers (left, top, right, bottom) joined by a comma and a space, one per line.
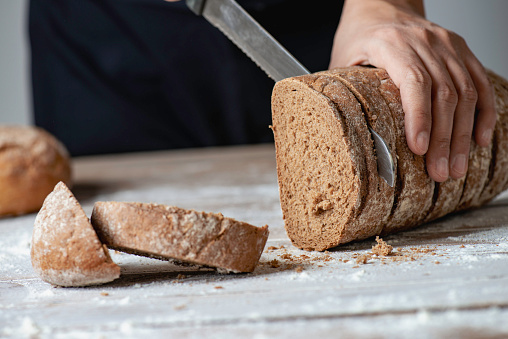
342, 0, 425, 20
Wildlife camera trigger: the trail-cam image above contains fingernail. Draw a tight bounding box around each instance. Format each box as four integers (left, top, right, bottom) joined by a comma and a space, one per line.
482, 129, 493, 145
416, 131, 429, 154
436, 157, 449, 180
451, 154, 467, 176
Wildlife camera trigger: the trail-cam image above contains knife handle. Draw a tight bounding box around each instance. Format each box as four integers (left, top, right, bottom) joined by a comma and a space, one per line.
186, 0, 205, 15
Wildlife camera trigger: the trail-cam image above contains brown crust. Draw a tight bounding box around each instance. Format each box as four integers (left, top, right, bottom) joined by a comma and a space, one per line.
90, 202, 269, 273
30, 182, 120, 286
272, 75, 366, 250
457, 141, 492, 210
478, 69, 508, 203
425, 177, 465, 222
0, 126, 72, 217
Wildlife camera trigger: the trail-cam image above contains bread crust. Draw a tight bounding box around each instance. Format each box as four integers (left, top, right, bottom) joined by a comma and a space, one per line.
91, 202, 269, 273
31, 182, 120, 286
478, 69, 508, 203
0, 126, 72, 217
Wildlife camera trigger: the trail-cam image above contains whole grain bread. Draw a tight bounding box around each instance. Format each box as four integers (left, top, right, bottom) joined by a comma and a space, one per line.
272, 66, 508, 250
31, 182, 120, 286
91, 202, 269, 273
0, 126, 71, 217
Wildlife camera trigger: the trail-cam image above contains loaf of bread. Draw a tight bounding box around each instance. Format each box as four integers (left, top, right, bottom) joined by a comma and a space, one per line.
0, 126, 71, 217
31, 182, 120, 286
91, 202, 269, 273
272, 66, 508, 251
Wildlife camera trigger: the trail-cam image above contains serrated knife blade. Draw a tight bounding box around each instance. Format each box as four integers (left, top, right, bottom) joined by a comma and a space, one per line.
186, 0, 309, 82
185, 0, 395, 187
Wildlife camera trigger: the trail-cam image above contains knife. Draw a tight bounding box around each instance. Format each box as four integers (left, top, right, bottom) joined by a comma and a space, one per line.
185, 0, 395, 187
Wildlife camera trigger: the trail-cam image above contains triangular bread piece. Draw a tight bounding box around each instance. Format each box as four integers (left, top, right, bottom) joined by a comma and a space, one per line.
91, 202, 269, 273
31, 182, 120, 286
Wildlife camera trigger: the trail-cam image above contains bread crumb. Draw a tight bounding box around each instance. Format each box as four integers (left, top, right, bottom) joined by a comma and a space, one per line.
214, 286, 223, 289
371, 236, 393, 256
176, 274, 186, 280
269, 259, 280, 268
295, 266, 304, 273
356, 254, 371, 264
100, 292, 109, 296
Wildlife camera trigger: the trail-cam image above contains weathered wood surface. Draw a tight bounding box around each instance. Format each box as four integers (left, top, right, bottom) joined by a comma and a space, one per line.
1, 144, 508, 338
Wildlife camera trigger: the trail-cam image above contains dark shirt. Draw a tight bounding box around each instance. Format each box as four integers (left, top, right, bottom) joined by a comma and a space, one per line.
29, 0, 343, 156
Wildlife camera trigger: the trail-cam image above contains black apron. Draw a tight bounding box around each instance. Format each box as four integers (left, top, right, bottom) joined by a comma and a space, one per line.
29, 0, 343, 156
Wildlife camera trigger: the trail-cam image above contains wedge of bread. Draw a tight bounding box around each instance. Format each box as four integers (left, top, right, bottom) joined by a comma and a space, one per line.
91, 202, 269, 273
31, 182, 120, 286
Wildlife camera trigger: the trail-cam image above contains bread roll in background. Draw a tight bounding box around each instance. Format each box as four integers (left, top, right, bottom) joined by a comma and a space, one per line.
272, 66, 508, 251
0, 126, 72, 217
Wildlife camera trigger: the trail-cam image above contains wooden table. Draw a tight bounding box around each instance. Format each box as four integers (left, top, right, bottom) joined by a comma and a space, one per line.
1, 144, 508, 338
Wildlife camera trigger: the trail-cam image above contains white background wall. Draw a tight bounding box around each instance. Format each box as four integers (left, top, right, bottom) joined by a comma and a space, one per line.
1, 0, 507, 125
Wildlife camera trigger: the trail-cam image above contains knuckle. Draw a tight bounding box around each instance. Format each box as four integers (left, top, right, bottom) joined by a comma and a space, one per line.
436, 82, 458, 105
458, 83, 478, 103
404, 66, 431, 89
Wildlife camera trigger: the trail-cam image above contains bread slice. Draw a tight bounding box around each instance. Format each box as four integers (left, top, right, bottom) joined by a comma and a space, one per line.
31, 182, 120, 286
324, 67, 397, 236
272, 74, 368, 250
457, 141, 492, 210
90, 202, 269, 273
372, 68, 435, 233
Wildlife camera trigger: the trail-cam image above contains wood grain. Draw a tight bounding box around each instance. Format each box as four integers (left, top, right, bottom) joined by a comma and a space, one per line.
1, 145, 507, 338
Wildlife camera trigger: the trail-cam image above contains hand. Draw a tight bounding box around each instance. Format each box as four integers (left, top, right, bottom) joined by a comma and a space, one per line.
329, 0, 497, 182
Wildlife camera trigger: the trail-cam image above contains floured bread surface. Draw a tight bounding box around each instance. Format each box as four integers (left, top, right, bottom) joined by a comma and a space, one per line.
91, 202, 269, 273
31, 182, 120, 286
272, 76, 365, 250
0, 126, 72, 217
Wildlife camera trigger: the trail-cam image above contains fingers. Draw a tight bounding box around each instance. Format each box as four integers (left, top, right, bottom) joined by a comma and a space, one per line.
467, 58, 497, 147
369, 31, 494, 182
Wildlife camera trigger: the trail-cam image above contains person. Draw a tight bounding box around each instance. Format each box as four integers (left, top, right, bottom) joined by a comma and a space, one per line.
29, 0, 497, 183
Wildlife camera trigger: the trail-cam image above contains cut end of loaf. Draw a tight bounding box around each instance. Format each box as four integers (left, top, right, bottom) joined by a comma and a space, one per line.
30, 182, 120, 287
271, 77, 364, 251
